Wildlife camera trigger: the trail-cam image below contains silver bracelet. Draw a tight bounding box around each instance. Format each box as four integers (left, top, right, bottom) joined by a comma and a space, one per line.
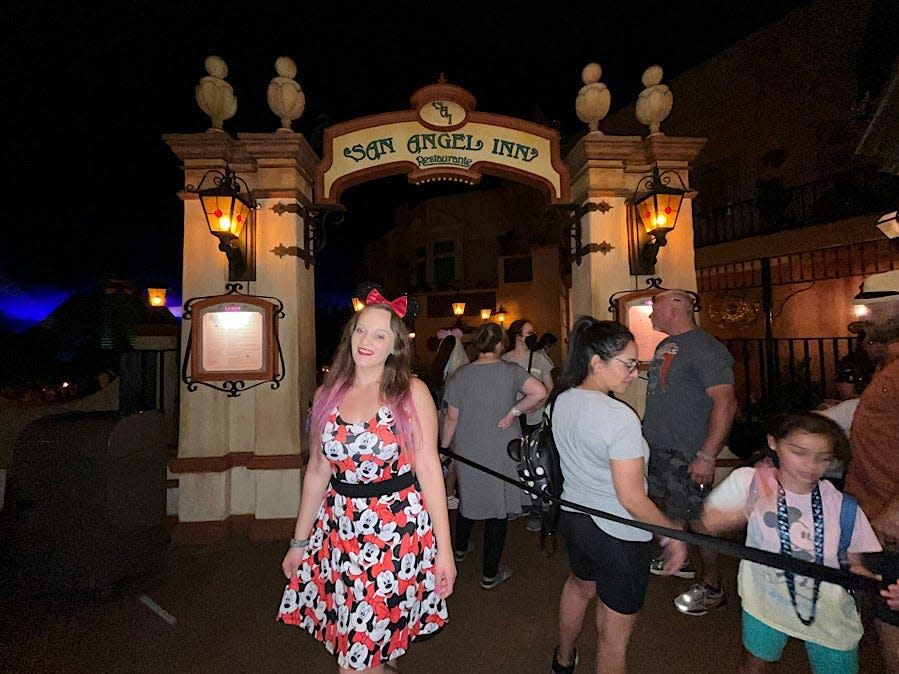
511, 407, 522, 417
289, 537, 309, 548
696, 450, 717, 463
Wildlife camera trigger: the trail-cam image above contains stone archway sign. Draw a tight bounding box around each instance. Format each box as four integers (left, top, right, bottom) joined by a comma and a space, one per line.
316, 78, 570, 205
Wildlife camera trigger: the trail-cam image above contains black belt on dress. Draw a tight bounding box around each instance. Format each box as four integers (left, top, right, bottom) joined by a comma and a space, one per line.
330, 471, 417, 498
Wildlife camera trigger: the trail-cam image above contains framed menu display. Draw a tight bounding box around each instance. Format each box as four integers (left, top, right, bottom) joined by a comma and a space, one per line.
182, 291, 283, 396
609, 283, 666, 365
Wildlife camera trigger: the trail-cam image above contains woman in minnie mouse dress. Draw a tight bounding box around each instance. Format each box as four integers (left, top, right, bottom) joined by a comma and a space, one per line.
279, 292, 455, 674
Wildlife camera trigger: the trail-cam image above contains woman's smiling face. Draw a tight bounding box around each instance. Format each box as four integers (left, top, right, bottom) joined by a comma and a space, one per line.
351, 307, 394, 368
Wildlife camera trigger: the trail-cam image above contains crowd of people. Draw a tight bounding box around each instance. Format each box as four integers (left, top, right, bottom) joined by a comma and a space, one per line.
275, 274, 899, 674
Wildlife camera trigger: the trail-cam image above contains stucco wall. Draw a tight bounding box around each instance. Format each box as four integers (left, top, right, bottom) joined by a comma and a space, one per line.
602, 0, 874, 203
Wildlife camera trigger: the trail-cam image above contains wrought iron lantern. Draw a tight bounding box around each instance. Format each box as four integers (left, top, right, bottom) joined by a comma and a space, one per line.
627, 165, 687, 275
189, 165, 258, 281
479, 308, 492, 320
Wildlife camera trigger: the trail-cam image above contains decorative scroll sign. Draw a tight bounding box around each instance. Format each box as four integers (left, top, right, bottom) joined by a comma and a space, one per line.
316, 81, 570, 205
608, 280, 668, 365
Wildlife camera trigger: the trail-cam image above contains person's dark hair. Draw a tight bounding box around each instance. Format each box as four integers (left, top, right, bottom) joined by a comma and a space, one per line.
550, 317, 633, 403
474, 322, 505, 354
766, 412, 847, 463
505, 318, 530, 351
537, 332, 558, 350
427, 335, 456, 392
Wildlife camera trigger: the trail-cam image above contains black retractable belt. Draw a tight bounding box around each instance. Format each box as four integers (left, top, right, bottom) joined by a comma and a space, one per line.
330, 472, 417, 498
438, 447, 883, 595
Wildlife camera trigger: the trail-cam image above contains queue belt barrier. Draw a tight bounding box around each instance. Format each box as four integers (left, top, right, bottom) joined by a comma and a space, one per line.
439, 448, 882, 595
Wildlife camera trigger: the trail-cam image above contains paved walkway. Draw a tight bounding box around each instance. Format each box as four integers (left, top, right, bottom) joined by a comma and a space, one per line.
1, 518, 888, 673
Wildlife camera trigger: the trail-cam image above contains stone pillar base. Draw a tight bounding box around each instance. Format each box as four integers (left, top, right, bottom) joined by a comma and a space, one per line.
167, 454, 302, 544
168, 514, 295, 544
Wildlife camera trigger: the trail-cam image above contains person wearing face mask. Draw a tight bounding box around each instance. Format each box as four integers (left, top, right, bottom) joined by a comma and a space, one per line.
503, 318, 557, 532
442, 322, 547, 590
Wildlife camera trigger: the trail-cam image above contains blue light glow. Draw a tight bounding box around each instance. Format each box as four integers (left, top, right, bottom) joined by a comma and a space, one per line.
0, 284, 72, 332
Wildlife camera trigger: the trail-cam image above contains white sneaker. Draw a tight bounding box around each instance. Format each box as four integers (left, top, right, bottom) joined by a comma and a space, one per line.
673, 583, 727, 616
481, 564, 512, 590
446, 495, 460, 510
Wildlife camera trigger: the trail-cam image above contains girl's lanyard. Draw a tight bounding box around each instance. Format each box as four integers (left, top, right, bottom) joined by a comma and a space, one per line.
776, 482, 823, 626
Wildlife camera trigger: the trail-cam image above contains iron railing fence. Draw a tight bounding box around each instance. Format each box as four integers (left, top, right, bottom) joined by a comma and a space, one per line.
693, 168, 897, 247
724, 336, 858, 420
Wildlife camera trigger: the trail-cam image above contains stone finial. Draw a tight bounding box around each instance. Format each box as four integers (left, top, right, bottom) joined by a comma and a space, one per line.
195, 56, 237, 132
575, 63, 611, 133
635, 65, 673, 135
267, 56, 305, 132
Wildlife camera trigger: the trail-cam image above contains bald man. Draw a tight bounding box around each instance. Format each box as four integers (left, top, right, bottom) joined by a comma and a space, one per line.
642, 289, 737, 616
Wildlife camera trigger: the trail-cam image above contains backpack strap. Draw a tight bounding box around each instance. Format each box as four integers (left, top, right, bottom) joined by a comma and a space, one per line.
837, 492, 857, 571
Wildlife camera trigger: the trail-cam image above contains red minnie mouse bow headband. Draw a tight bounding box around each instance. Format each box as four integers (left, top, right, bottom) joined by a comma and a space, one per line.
365, 289, 408, 318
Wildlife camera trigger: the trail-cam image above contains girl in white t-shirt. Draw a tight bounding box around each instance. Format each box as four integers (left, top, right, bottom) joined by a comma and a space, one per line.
700, 412, 896, 673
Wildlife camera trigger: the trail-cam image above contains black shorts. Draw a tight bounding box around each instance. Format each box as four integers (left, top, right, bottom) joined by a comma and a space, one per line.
559, 510, 652, 615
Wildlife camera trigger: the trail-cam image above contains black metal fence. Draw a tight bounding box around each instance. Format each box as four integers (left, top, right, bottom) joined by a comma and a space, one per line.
693, 168, 899, 248
724, 336, 857, 419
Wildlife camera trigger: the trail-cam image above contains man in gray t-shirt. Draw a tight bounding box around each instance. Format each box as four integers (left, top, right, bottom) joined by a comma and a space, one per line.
642, 289, 736, 616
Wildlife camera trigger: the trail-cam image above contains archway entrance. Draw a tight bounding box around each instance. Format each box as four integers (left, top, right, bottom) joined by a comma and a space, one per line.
312, 78, 572, 375
165, 73, 703, 543
316, 79, 570, 208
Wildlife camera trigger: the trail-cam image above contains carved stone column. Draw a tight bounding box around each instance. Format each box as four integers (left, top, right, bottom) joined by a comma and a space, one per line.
163, 131, 318, 542
563, 132, 706, 413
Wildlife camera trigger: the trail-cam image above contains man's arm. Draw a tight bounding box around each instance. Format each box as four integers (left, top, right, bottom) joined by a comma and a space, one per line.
688, 383, 737, 485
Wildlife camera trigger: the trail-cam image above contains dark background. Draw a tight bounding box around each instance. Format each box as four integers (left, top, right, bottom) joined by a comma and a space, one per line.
1, 1, 808, 314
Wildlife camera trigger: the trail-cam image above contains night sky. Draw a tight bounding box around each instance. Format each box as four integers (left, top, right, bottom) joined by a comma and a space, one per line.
1, 0, 808, 324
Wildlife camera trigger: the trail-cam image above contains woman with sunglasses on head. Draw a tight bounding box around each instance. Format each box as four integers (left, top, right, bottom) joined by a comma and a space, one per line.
550, 317, 687, 674
277, 290, 455, 674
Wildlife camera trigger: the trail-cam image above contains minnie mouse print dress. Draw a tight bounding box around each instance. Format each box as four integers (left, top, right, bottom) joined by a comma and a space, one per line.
277, 406, 448, 670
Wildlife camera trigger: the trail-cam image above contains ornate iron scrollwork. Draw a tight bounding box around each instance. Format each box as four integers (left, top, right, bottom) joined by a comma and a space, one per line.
547, 201, 614, 266
270, 202, 346, 269
606, 277, 701, 322
181, 283, 286, 397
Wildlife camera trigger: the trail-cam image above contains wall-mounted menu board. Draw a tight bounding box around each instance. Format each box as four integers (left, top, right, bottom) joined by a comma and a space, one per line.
611, 288, 666, 365
189, 295, 277, 382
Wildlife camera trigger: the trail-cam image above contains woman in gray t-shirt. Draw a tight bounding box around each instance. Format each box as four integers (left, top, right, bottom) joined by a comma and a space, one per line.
442, 322, 546, 589
549, 318, 688, 674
